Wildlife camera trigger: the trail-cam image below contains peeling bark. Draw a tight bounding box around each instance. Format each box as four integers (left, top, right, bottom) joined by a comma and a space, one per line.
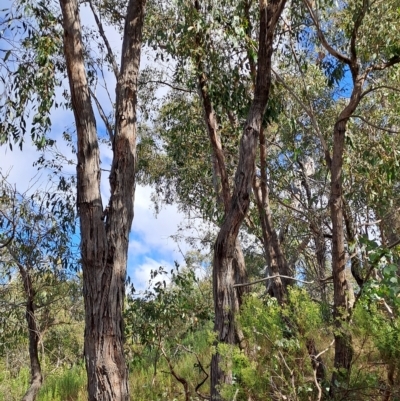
210, 0, 287, 398
59, 0, 146, 399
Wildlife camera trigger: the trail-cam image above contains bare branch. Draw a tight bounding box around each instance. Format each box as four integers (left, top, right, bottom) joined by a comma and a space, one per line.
88, 0, 119, 79
315, 339, 335, 360
388, 238, 400, 250
178, 344, 210, 400
366, 55, 400, 74
313, 339, 335, 401
160, 345, 190, 401
361, 84, 400, 99
89, 87, 114, 142
142, 79, 194, 94
233, 275, 314, 288
270, 190, 309, 219
351, 115, 400, 134
382, 299, 395, 320
302, 0, 351, 66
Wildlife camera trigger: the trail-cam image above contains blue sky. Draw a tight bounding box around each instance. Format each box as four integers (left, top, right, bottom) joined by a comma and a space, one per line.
0, 136, 196, 292
0, 2, 201, 293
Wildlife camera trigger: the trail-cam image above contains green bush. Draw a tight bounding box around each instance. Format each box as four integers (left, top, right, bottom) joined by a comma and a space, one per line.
218, 289, 327, 401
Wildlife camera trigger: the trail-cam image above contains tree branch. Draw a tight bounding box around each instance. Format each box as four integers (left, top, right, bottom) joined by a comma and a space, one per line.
233, 275, 314, 288
89, 87, 114, 142
313, 339, 335, 401
141, 79, 193, 93
366, 55, 400, 74
350, 0, 369, 64
351, 115, 400, 134
178, 344, 210, 400
272, 68, 331, 168
88, 0, 119, 79
302, 0, 351, 66
361, 84, 400, 99
160, 345, 190, 401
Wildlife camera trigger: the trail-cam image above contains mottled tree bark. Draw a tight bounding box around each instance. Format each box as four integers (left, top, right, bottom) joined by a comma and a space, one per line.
343, 199, 364, 289
59, 0, 146, 399
244, 1, 291, 302
210, 0, 287, 398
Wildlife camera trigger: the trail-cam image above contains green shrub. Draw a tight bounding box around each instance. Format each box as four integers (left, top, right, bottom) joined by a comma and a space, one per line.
218, 289, 328, 401
38, 364, 86, 401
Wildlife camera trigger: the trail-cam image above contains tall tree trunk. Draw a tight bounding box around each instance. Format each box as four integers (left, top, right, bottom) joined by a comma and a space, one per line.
312, 220, 328, 302
194, 8, 247, 345
20, 266, 42, 401
303, 2, 400, 396
244, 0, 291, 302
211, 1, 287, 398
329, 79, 363, 396
253, 127, 290, 304
197, 65, 247, 343
59, 0, 146, 399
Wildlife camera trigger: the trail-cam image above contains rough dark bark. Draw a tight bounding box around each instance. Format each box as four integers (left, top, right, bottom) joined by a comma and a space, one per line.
210, 0, 287, 398
198, 70, 248, 344
306, 338, 326, 384
245, 1, 291, 303
59, 0, 146, 399
19, 266, 42, 401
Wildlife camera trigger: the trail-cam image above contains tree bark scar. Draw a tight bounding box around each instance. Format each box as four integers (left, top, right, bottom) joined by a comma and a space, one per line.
125, 86, 134, 100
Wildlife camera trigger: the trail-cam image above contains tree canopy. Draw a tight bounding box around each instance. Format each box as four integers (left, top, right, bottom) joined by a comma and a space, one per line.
1, 0, 400, 400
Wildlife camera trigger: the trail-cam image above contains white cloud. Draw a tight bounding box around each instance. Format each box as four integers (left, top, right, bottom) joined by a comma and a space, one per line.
130, 256, 173, 294
1, 144, 43, 192
127, 185, 194, 278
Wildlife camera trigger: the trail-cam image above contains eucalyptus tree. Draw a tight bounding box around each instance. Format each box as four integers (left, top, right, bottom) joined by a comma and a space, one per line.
141, 0, 302, 310
2, 0, 147, 398
272, 0, 400, 394
139, 0, 287, 396
205, 0, 287, 396
0, 176, 77, 401
57, 0, 147, 399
